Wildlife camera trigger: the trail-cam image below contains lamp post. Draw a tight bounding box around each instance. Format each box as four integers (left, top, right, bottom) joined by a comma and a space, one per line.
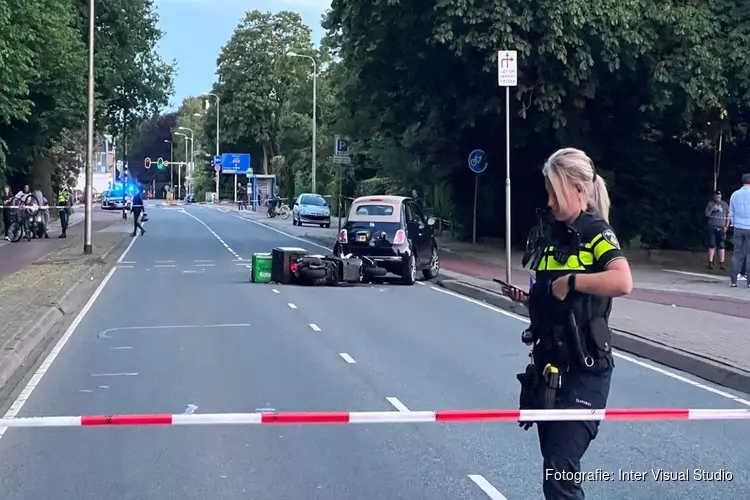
174, 131, 189, 199
286, 52, 317, 193
178, 126, 194, 200
84, 0, 95, 254
201, 93, 221, 201
164, 139, 173, 198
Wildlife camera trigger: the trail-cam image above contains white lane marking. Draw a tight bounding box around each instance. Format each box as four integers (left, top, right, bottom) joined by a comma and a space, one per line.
98, 386, 109, 389
180, 210, 242, 260
116, 265, 134, 268
468, 475, 509, 500
233, 216, 330, 251
386, 397, 411, 412
155, 260, 175, 264
662, 269, 730, 281
91, 373, 138, 377
195, 264, 215, 267
288, 303, 297, 309
428, 284, 750, 406
217, 208, 229, 213
339, 353, 356, 364
233, 259, 244, 262
117, 237, 139, 264
154, 264, 176, 268
309, 323, 321, 332
110, 346, 133, 350
119, 260, 136, 264
272, 289, 280, 294
183, 270, 203, 274
0, 255, 128, 439
194, 260, 214, 263
78, 389, 94, 393
236, 263, 252, 267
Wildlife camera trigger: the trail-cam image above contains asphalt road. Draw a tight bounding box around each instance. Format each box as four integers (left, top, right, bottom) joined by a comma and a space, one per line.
0, 203, 747, 499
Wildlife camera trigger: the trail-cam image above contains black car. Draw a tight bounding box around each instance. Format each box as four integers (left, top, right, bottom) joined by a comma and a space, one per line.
332, 195, 440, 285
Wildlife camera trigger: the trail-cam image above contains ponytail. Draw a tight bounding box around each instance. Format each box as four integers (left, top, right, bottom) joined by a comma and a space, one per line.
590, 175, 611, 223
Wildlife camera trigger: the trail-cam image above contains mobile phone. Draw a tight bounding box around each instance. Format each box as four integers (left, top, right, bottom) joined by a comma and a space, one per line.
492, 278, 527, 295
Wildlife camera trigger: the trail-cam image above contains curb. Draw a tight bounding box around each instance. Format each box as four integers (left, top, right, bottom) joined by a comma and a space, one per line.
437, 278, 750, 396
0, 234, 129, 392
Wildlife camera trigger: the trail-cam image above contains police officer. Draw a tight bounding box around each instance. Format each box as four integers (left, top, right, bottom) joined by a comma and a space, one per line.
503, 148, 633, 500
57, 185, 71, 238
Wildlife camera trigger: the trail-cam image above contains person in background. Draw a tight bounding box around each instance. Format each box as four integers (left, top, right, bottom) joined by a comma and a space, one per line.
2, 185, 13, 241
237, 183, 245, 210
130, 187, 146, 237
31, 185, 49, 238
15, 184, 30, 201
729, 173, 750, 288
57, 184, 72, 238
705, 190, 730, 269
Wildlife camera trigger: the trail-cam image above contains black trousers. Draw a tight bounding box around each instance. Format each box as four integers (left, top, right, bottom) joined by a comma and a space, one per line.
132, 208, 144, 234
537, 354, 614, 500
59, 208, 69, 234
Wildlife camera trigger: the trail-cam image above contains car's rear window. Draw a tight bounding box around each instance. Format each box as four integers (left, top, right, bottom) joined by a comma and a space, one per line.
353, 204, 395, 216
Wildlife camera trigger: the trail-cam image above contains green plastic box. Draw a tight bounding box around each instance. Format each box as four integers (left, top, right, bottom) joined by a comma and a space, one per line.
251, 253, 273, 283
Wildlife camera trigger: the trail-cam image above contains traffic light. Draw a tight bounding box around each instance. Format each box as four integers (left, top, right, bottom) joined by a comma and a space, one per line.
157, 157, 164, 170
144, 157, 151, 169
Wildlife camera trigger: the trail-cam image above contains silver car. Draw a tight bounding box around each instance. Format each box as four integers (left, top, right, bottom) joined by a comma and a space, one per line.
292, 193, 331, 227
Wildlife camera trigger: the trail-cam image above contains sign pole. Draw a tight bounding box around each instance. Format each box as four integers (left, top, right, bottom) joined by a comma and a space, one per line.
498, 50, 517, 285
467, 149, 487, 245
473, 176, 479, 244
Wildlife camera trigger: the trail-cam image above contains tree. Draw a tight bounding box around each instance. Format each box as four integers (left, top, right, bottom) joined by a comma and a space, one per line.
322, 0, 750, 248
128, 112, 178, 185
213, 10, 315, 175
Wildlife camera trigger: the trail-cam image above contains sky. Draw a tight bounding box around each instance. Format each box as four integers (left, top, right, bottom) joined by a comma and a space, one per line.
155, 0, 330, 109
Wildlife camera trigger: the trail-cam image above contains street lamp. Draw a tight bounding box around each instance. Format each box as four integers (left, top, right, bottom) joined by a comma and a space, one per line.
84, 0, 95, 254
201, 92, 221, 201
178, 126, 194, 199
286, 51, 317, 193
164, 139, 174, 196
174, 131, 190, 199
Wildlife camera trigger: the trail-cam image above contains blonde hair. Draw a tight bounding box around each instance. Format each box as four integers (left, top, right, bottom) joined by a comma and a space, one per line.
542, 148, 611, 222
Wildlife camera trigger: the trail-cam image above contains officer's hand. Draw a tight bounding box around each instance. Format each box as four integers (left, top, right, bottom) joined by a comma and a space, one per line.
519, 420, 534, 431
551, 274, 571, 301
501, 285, 529, 304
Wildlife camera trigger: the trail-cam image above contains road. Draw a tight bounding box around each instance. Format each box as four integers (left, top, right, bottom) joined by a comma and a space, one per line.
0, 203, 746, 499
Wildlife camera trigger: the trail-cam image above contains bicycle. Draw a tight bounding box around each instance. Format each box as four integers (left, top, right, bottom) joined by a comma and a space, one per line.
8, 194, 40, 242
266, 199, 290, 220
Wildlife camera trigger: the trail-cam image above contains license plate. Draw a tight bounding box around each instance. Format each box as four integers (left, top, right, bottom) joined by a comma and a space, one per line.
358, 235, 367, 242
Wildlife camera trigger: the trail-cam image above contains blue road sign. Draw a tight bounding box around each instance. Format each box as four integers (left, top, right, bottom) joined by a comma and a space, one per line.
221, 153, 251, 174
336, 138, 349, 154
468, 149, 487, 174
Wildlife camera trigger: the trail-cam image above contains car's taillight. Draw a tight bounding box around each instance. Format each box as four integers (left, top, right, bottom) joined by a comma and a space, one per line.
393, 229, 406, 245
338, 229, 348, 243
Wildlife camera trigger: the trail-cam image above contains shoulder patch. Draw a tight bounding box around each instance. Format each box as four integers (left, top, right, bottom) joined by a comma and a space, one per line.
602, 229, 620, 249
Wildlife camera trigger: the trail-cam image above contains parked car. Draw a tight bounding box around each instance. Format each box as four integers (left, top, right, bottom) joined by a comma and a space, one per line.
332, 195, 440, 285
292, 193, 331, 227
100, 189, 127, 210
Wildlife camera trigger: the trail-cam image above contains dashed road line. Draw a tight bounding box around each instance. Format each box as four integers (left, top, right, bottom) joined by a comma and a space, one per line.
154, 264, 176, 268
155, 260, 174, 264
91, 373, 138, 377
468, 475, 508, 500
339, 353, 356, 364
272, 289, 280, 294
110, 346, 133, 350
195, 263, 215, 267
194, 260, 214, 263
288, 303, 297, 309
180, 210, 242, 260
386, 397, 411, 413
309, 323, 321, 332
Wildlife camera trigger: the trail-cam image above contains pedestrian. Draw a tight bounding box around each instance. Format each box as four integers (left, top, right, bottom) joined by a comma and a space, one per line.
501, 148, 633, 500
32, 185, 49, 238
237, 184, 245, 210
130, 188, 145, 237
705, 190, 730, 269
729, 173, 750, 288
56, 184, 72, 238
2, 185, 13, 241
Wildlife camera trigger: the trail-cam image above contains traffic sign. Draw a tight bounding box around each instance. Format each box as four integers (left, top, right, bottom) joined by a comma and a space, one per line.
497, 50, 518, 87
333, 136, 350, 164
157, 157, 164, 170
220, 153, 251, 174
468, 149, 487, 174
144, 157, 151, 169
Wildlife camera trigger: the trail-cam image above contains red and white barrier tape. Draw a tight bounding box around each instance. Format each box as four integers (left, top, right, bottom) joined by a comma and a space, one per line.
1, 408, 749, 428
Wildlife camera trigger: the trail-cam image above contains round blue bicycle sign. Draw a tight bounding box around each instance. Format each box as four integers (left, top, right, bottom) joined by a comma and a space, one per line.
468, 149, 487, 174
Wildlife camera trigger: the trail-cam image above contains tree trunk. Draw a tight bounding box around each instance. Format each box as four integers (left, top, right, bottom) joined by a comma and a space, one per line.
262, 142, 269, 174
28, 153, 56, 207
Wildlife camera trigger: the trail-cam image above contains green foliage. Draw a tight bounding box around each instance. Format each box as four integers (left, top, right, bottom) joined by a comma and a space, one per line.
320, 0, 750, 249
0, 0, 173, 194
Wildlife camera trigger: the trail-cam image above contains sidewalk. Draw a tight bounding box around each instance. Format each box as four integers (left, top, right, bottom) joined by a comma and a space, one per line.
230, 209, 750, 395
